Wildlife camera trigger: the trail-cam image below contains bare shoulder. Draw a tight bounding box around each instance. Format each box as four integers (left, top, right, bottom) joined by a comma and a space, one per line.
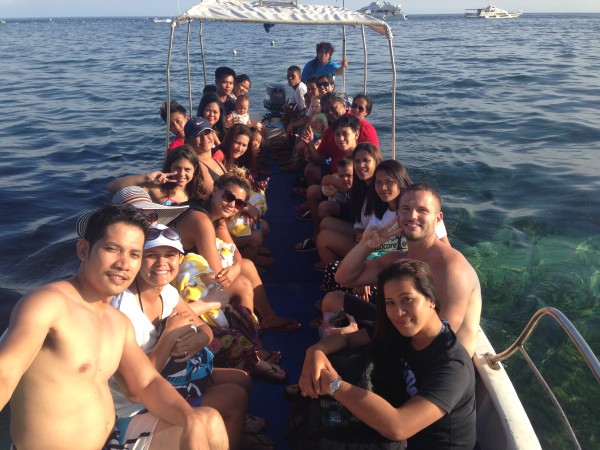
434, 241, 473, 269
12, 280, 77, 319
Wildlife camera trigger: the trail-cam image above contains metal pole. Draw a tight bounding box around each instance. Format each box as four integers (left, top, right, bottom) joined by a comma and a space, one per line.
186, 20, 193, 115
361, 25, 367, 94
199, 21, 207, 88
387, 26, 396, 160
166, 21, 177, 152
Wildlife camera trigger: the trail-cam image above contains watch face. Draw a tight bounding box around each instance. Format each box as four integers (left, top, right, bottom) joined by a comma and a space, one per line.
330, 377, 342, 396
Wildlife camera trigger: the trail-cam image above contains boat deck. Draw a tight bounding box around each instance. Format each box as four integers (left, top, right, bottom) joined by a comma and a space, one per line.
246, 140, 322, 449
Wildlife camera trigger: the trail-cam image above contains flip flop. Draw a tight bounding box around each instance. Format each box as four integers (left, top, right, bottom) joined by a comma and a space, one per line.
245, 414, 267, 434
251, 361, 287, 383
308, 317, 323, 329
257, 349, 282, 364
294, 237, 316, 252
313, 261, 327, 271
241, 432, 276, 450
284, 383, 301, 400
260, 317, 301, 333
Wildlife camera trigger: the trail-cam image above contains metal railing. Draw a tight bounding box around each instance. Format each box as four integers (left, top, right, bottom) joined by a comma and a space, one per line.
485, 306, 600, 449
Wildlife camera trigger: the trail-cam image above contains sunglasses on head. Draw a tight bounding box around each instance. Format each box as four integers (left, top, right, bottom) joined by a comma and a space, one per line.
317, 82, 331, 88
351, 103, 365, 113
222, 189, 247, 211
147, 227, 181, 242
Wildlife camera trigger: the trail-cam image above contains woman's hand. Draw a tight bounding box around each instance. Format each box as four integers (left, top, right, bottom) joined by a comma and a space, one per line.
362, 215, 402, 249
317, 367, 340, 397
214, 265, 238, 289
300, 126, 314, 144
171, 327, 210, 362
354, 230, 364, 244
299, 348, 335, 398
145, 171, 177, 185
225, 112, 236, 128
204, 282, 230, 308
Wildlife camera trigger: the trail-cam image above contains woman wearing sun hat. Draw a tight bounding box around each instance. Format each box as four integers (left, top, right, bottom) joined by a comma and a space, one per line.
109, 224, 275, 450
75, 186, 189, 238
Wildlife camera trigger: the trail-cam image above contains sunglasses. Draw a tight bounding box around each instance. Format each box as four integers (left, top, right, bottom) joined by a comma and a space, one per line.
147, 227, 181, 241
222, 189, 247, 211
351, 104, 366, 113
317, 82, 331, 88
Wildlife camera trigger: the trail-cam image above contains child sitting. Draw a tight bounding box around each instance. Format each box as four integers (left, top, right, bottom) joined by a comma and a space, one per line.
307, 96, 328, 141
160, 100, 189, 154
231, 94, 250, 125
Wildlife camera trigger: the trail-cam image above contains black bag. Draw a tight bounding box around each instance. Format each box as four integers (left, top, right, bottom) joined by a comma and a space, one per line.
284, 346, 403, 450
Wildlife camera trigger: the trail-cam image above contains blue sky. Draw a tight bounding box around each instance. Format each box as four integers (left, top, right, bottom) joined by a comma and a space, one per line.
1, 0, 599, 18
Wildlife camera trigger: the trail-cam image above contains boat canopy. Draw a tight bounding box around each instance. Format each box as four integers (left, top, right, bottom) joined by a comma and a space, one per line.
165, 0, 397, 157
176, 0, 392, 37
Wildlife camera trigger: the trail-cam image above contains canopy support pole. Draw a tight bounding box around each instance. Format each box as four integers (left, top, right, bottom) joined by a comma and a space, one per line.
342, 26, 347, 95
165, 21, 177, 152
186, 20, 193, 115
361, 25, 367, 94
387, 30, 396, 160
199, 21, 208, 88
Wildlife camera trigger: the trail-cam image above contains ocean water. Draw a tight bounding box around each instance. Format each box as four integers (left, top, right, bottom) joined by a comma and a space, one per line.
1, 13, 599, 448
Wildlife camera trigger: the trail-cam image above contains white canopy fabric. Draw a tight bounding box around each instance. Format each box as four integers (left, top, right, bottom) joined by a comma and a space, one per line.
176, 0, 392, 39
167, 0, 397, 158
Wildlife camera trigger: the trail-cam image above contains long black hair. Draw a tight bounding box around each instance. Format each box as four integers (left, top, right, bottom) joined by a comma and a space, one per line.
367, 159, 412, 219
350, 143, 383, 224
196, 92, 227, 141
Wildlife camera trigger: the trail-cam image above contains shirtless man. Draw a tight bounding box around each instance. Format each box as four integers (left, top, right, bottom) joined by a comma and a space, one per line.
331, 182, 482, 356
0, 205, 228, 450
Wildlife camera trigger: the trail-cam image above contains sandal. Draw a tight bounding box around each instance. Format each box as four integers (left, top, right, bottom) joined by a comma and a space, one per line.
292, 186, 307, 198
260, 317, 301, 333
251, 360, 287, 383
296, 210, 312, 221
313, 261, 327, 271
294, 202, 309, 213
254, 255, 275, 267
294, 237, 316, 252
245, 414, 267, 434
308, 317, 323, 329
257, 349, 282, 364
241, 433, 276, 450
284, 383, 301, 400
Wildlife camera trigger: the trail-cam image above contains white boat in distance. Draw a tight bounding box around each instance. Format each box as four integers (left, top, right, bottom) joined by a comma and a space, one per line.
465, 4, 523, 19
358, 1, 406, 20
153, 18, 173, 23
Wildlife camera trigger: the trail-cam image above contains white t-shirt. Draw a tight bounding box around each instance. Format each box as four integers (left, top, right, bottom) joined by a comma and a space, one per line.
109, 284, 180, 417
288, 82, 307, 111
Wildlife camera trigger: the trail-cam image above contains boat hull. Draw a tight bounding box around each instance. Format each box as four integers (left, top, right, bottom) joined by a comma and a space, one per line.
473, 329, 541, 449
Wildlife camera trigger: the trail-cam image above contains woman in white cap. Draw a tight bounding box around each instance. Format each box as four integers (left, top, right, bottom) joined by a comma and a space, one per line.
110, 224, 274, 450
107, 145, 206, 206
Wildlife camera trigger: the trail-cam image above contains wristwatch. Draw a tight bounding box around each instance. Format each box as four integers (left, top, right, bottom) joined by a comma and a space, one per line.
329, 376, 342, 398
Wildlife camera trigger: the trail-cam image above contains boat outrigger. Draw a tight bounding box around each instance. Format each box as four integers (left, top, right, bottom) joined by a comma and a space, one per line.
163, 1, 598, 448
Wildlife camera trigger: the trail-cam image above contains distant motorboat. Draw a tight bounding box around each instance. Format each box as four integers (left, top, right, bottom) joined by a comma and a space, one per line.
0, 19, 6, 24
153, 18, 173, 23
465, 4, 523, 19
357, 1, 405, 21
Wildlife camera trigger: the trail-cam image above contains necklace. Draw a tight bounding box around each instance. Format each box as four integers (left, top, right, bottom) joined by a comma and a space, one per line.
134, 279, 164, 331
